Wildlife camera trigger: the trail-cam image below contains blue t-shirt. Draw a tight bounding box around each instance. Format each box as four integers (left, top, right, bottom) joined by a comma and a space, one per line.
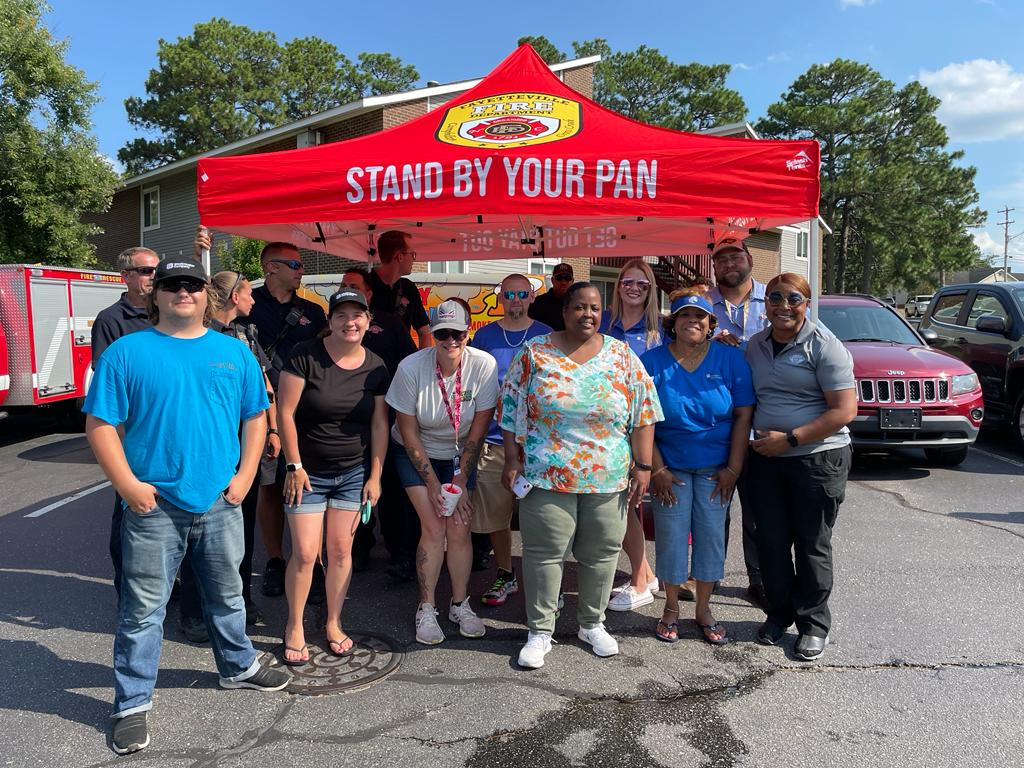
640, 342, 755, 470
84, 328, 269, 513
600, 310, 665, 358
470, 319, 551, 443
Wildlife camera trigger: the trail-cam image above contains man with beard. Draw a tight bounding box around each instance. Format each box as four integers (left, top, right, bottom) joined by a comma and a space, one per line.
706, 232, 768, 610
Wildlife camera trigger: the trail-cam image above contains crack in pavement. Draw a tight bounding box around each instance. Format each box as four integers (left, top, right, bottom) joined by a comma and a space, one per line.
852, 480, 1024, 541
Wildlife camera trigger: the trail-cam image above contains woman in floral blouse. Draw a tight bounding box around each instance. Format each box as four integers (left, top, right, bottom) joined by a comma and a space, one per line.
500, 282, 663, 669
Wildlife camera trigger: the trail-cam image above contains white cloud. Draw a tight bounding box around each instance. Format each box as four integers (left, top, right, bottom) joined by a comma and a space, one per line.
734, 62, 752, 71
976, 230, 1024, 259
917, 59, 1024, 142
840, 0, 878, 8
97, 152, 125, 175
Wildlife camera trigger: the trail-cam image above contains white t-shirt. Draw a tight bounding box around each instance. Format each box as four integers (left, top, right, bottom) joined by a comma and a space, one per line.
386, 345, 499, 459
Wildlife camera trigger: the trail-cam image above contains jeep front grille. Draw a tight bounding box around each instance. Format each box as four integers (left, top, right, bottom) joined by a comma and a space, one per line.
858, 378, 952, 403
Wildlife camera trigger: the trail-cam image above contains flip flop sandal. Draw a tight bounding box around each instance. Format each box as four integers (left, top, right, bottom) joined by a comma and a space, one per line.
327, 634, 355, 658
655, 620, 679, 643
697, 620, 730, 646
281, 642, 310, 666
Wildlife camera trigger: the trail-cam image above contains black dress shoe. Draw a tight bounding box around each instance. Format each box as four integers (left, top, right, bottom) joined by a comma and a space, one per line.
756, 620, 786, 646
179, 616, 209, 643
261, 557, 286, 597
387, 559, 415, 583
245, 604, 263, 626
794, 633, 829, 660
746, 583, 768, 610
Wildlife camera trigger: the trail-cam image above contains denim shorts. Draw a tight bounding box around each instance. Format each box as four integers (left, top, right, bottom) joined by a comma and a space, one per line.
391, 441, 477, 492
651, 466, 729, 584
285, 464, 365, 514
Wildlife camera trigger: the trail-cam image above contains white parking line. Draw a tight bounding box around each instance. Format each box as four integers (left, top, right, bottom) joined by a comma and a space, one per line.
24, 480, 111, 518
971, 447, 1024, 469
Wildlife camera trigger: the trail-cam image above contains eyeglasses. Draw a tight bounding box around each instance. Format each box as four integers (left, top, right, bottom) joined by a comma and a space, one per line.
767, 291, 808, 307
398, 250, 418, 261
270, 258, 304, 271
620, 279, 651, 291
712, 253, 746, 265
432, 329, 468, 342
502, 290, 530, 300
158, 279, 206, 294
125, 266, 157, 276
552, 274, 573, 282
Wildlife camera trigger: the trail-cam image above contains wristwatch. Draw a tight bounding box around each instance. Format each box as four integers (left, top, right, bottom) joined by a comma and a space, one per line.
267, 428, 279, 436
785, 431, 799, 448
286, 461, 303, 472
634, 461, 653, 471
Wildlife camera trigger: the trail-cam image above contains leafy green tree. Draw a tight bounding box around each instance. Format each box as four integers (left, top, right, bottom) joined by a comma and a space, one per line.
572, 39, 745, 131
119, 19, 420, 174
758, 60, 984, 294
216, 236, 265, 280
0, 0, 118, 267
517, 36, 566, 65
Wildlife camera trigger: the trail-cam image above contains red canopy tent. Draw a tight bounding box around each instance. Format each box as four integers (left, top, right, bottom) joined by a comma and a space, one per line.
197, 44, 819, 267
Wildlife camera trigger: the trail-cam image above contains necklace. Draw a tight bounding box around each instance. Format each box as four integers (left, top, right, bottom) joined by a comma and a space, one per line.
501, 322, 530, 347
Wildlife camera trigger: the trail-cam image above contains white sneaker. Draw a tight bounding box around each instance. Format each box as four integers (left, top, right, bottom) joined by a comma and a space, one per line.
578, 623, 619, 657
607, 584, 655, 612
518, 631, 553, 668
415, 602, 445, 645
448, 599, 486, 638
648, 579, 660, 594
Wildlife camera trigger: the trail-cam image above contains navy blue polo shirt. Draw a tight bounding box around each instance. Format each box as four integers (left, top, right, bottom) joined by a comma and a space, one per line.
249, 284, 327, 389
91, 293, 150, 365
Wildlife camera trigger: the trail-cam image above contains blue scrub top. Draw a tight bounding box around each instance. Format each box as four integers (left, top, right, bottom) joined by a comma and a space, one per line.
599, 310, 665, 358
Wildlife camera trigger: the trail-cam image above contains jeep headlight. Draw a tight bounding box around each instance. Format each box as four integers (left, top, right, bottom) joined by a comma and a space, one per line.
951, 373, 979, 395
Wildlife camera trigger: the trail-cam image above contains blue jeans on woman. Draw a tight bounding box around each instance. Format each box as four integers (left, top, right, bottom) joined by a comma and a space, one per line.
114, 494, 259, 717
651, 467, 729, 585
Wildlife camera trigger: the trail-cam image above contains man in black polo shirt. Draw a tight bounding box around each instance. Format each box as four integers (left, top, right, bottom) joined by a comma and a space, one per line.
92, 246, 160, 599
528, 262, 573, 331
340, 267, 419, 578
368, 230, 431, 348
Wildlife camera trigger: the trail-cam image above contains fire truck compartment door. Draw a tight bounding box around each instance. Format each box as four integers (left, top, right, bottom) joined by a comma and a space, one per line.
29, 278, 75, 398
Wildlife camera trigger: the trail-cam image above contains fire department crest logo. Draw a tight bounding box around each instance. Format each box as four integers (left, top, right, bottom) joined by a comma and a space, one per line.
436, 92, 581, 149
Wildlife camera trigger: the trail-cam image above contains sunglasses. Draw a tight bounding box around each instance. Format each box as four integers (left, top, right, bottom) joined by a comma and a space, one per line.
552, 274, 573, 282
620, 279, 651, 291
502, 290, 530, 300
270, 258, 304, 271
230, 271, 244, 295
398, 250, 418, 260
433, 329, 468, 342
125, 266, 157, 276
767, 291, 808, 307
158, 279, 206, 294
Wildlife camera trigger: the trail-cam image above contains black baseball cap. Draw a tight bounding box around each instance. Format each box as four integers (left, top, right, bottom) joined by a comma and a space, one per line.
329, 289, 369, 313
153, 258, 209, 285
551, 263, 574, 280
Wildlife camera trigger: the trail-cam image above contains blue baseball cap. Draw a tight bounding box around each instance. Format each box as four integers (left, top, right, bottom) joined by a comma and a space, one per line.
669, 294, 714, 316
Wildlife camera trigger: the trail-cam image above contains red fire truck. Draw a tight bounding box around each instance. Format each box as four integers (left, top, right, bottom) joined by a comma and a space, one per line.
0, 264, 126, 421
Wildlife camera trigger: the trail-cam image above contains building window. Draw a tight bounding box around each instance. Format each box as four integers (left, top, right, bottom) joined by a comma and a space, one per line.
529, 259, 556, 276
796, 230, 809, 260
428, 260, 466, 274
142, 186, 160, 231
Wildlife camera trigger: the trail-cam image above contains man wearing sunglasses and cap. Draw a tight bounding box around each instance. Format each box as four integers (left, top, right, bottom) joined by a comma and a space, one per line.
84, 258, 289, 755
528, 263, 574, 331
468, 275, 551, 607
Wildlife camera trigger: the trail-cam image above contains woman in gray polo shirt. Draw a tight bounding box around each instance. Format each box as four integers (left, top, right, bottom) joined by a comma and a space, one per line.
744, 273, 857, 661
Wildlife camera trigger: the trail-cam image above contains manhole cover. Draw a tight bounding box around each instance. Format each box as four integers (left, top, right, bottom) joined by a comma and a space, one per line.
258, 630, 403, 695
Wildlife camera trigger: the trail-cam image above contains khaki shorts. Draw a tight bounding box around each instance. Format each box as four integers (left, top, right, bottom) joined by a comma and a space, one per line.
471, 443, 515, 534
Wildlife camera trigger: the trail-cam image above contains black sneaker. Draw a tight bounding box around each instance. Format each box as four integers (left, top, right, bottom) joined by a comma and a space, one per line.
219, 664, 291, 691
261, 557, 286, 597
387, 558, 415, 583
794, 633, 829, 661
179, 616, 208, 643
111, 712, 150, 754
245, 603, 263, 627
308, 562, 326, 605
756, 620, 787, 646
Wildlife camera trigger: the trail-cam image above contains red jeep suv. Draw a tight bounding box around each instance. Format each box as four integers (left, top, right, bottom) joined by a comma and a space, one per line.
818, 295, 984, 466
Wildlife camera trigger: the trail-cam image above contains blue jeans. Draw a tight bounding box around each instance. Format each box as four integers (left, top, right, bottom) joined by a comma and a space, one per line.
114, 495, 259, 717
652, 467, 728, 585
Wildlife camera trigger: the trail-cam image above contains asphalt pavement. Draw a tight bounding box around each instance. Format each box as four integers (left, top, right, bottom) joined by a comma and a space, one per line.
1, 416, 1022, 767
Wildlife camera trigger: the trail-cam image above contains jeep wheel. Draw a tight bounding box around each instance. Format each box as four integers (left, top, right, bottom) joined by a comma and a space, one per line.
924, 446, 969, 466
1013, 393, 1024, 452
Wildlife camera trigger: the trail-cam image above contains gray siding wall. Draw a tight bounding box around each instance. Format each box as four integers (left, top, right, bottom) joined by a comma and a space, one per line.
139, 170, 201, 262
779, 225, 810, 279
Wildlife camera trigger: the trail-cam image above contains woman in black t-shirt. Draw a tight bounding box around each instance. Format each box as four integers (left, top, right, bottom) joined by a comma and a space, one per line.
277, 289, 390, 664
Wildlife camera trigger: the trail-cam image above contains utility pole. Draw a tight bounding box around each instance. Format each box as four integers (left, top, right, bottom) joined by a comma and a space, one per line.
998, 206, 1015, 281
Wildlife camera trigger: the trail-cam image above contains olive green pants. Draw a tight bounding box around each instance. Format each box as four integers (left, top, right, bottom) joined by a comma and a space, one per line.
519, 487, 628, 634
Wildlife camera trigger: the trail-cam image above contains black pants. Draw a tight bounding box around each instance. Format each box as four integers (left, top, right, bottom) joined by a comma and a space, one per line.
110, 493, 124, 599
180, 479, 259, 621
724, 471, 761, 584
746, 445, 851, 638
377, 443, 420, 563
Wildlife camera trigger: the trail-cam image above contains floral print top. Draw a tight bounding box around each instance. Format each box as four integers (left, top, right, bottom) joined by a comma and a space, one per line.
499, 334, 663, 494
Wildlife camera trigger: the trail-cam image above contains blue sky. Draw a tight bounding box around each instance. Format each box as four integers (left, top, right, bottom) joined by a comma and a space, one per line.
47, 0, 1024, 264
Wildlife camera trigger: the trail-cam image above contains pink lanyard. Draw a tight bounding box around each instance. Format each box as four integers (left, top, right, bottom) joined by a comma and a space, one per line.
435, 361, 463, 454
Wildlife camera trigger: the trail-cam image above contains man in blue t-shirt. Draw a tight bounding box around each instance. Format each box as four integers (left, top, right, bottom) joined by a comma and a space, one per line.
469, 274, 551, 605
84, 258, 289, 756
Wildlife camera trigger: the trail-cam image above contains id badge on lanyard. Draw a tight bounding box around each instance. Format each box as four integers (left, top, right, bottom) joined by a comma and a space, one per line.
435, 361, 463, 475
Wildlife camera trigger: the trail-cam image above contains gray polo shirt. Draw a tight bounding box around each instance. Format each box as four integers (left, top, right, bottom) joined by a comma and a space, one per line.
745, 319, 855, 456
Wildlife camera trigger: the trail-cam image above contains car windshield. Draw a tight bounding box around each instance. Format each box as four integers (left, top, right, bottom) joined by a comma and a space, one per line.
818, 304, 921, 345
1012, 288, 1024, 315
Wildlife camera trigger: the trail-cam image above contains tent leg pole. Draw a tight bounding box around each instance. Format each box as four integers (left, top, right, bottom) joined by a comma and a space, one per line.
810, 218, 820, 320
